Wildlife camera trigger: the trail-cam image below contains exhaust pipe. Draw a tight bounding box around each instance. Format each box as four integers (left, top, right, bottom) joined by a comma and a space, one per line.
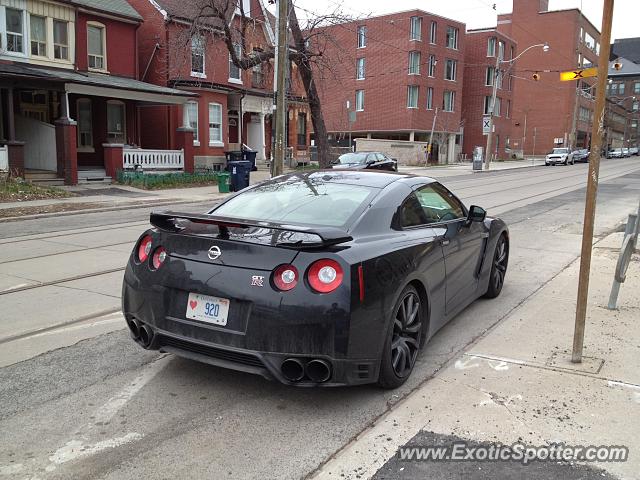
138, 324, 155, 349
306, 359, 331, 383
281, 358, 305, 382
126, 318, 140, 340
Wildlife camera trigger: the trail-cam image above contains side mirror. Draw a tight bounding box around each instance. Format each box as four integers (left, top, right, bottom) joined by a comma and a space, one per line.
467, 205, 486, 224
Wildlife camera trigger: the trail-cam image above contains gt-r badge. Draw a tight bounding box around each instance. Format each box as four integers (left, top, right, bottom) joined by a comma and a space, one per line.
207, 246, 222, 260
251, 276, 265, 287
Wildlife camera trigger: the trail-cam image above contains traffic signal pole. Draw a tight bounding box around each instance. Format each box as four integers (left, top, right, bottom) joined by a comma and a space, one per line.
572, 0, 615, 363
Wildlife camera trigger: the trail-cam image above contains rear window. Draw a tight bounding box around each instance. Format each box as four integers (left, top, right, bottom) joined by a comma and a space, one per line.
212, 178, 377, 227
337, 153, 368, 165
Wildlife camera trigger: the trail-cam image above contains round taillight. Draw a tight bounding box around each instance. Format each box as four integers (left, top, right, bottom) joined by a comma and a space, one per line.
152, 247, 167, 270
273, 265, 298, 291
137, 235, 153, 263
308, 259, 344, 293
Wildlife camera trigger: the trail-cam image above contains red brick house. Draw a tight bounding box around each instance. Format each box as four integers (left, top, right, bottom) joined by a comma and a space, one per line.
462, 28, 517, 160
127, 0, 311, 170
310, 10, 466, 164
0, 0, 195, 184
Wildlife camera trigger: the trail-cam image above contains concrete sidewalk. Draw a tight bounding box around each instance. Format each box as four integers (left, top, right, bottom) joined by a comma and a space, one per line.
399, 157, 547, 177
313, 229, 639, 480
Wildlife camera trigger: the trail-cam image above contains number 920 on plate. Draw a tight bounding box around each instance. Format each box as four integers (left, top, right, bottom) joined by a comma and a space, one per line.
186, 292, 230, 326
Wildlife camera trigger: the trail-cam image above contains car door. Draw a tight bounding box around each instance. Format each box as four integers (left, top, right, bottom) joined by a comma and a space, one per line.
413, 183, 488, 316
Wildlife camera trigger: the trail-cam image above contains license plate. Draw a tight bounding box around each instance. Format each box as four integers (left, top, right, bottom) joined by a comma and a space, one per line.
186, 293, 230, 326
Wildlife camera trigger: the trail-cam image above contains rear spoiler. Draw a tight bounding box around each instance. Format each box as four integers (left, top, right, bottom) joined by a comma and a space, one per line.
149, 211, 353, 247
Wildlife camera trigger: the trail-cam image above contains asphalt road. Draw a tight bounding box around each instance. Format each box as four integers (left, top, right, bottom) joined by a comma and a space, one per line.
0, 158, 639, 479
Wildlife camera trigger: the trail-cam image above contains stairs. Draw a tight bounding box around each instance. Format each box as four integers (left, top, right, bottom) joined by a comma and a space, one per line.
24, 170, 65, 187
78, 168, 112, 184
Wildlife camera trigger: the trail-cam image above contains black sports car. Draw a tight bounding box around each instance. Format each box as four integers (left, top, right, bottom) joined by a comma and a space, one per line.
122, 171, 509, 388
332, 152, 398, 171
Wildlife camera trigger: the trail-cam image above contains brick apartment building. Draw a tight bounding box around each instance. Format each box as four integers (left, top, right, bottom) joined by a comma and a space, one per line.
128, 0, 311, 170
609, 39, 640, 150
462, 28, 517, 160
312, 10, 466, 164
497, 0, 600, 154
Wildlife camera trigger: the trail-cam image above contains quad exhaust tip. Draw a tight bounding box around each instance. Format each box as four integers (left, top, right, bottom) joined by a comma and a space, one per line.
306, 359, 331, 383
126, 318, 140, 340
281, 358, 305, 382
138, 324, 155, 349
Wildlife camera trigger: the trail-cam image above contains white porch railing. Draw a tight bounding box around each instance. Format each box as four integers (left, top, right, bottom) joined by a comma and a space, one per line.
0, 145, 8, 172
123, 148, 184, 170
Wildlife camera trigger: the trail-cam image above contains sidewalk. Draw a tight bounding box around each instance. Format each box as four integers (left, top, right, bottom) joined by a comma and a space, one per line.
313, 229, 639, 480
399, 157, 546, 177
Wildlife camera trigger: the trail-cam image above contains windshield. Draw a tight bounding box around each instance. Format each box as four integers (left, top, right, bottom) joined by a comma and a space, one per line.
337, 153, 369, 165
213, 176, 377, 227
552, 148, 569, 154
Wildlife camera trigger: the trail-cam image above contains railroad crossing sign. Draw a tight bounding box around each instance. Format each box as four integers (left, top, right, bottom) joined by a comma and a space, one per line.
560, 67, 598, 81
482, 115, 492, 135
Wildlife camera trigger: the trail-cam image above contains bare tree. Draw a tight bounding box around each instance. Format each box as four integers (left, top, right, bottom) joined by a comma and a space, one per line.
163, 0, 352, 168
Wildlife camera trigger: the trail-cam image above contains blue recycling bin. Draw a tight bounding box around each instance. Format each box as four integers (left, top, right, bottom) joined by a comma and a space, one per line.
243, 150, 258, 171
226, 160, 251, 192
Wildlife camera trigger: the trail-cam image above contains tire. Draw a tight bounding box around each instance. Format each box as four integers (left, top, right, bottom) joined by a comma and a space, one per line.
484, 234, 509, 299
377, 285, 424, 389
545, 162, 550, 166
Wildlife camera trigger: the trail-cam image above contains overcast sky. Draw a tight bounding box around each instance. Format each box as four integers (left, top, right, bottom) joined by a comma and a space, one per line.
287, 0, 636, 41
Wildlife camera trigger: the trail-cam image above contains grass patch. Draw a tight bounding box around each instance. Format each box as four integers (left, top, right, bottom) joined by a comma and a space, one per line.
116, 171, 219, 190
0, 177, 71, 202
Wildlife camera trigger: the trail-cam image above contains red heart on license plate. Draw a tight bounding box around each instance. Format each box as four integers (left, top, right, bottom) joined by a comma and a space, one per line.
189, 300, 198, 310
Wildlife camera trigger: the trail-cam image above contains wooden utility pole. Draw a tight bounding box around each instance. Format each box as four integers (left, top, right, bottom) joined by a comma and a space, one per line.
484, 54, 501, 170
272, 0, 289, 177
572, 0, 615, 363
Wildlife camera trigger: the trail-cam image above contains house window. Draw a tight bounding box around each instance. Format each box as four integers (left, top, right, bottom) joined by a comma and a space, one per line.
356, 57, 365, 80
444, 59, 457, 81
297, 113, 307, 147
229, 44, 242, 81
407, 85, 418, 109
486, 66, 495, 86
107, 101, 126, 144
428, 55, 436, 77
208, 103, 223, 145
634, 82, 640, 94
87, 24, 106, 70
484, 96, 492, 115
633, 101, 639, 112
6, 8, 24, 53
410, 16, 422, 41
30, 15, 47, 57
498, 40, 505, 60
357, 26, 367, 48
443, 90, 455, 112
429, 21, 437, 44
53, 20, 69, 60
426, 87, 433, 110
355, 90, 364, 111
445, 26, 458, 49
252, 61, 264, 88
186, 101, 199, 145
487, 37, 496, 57
408, 51, 420, 75
77, 99, 93, 150
191, 35, 205, 76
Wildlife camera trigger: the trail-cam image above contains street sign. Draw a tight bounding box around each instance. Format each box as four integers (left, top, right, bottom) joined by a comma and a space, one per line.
482, 116, 491, 135
560, 67, 597, 81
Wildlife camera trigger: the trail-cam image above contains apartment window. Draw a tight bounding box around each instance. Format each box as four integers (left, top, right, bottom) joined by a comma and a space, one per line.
618, 83, 625, 95
408, 51, 420, 75
297, 113, 307, 147
355, 90, 364, 111
186, 101, 199, 145
407, 85, 418, 109
444, 59, 457, 81
487, 37, 496, 57
579, 106, 591, 122
87, 24, 106, 70
584, 32, 595, 51
510, 45, 514, 60
633, 101, 639, 112
356, 57, 365, 80
484, 96, 492, 115
410, 16, 422, 41
429, 21, 437, 44
486, 66, 496, 86
357, 26, 367, 48
208, 103, 223, 145
77, 99, 93, 150
445, 26, 458, 49
428, 55, 436, 77
498, 40, 505, 60
229, 44, 242, 81
30, 15, 47, 57
506, 99, 511, 118
494, 97, 501, 116
6, 8, 24, 53
426, 87, 433, 110
107, 101, 126, 143
443, 90, 455, 112
53, 20, 69, 60
634, 82, 640, 94
190, 35, 205, 76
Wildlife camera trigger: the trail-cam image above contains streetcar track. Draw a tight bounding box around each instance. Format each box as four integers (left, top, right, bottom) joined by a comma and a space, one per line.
0, 240, 135, 265
0, 267, 126, 296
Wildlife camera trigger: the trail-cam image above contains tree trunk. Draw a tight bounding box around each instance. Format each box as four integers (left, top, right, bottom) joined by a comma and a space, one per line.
288, 9, 330, 168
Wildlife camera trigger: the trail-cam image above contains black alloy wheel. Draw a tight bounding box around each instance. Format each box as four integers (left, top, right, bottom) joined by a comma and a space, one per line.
485, 234, 509, 298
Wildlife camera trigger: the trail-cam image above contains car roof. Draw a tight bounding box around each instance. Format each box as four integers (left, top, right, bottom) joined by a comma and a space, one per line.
276, 170, 435, 189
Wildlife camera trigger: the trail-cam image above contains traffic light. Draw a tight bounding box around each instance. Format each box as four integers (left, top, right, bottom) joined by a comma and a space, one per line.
532, 73, 541, 81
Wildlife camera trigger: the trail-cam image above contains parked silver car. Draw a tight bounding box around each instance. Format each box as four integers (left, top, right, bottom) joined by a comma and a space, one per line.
545, 148, 574, 166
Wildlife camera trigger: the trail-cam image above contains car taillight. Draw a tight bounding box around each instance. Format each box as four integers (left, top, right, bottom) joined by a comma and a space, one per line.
273, 265, 298, 291
152, 247, 167, 270
137, 235, 153, 263
308, 259, 344, 293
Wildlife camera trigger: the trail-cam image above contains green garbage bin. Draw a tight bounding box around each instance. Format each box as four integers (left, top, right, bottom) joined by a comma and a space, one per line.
217, 172, 231, 193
